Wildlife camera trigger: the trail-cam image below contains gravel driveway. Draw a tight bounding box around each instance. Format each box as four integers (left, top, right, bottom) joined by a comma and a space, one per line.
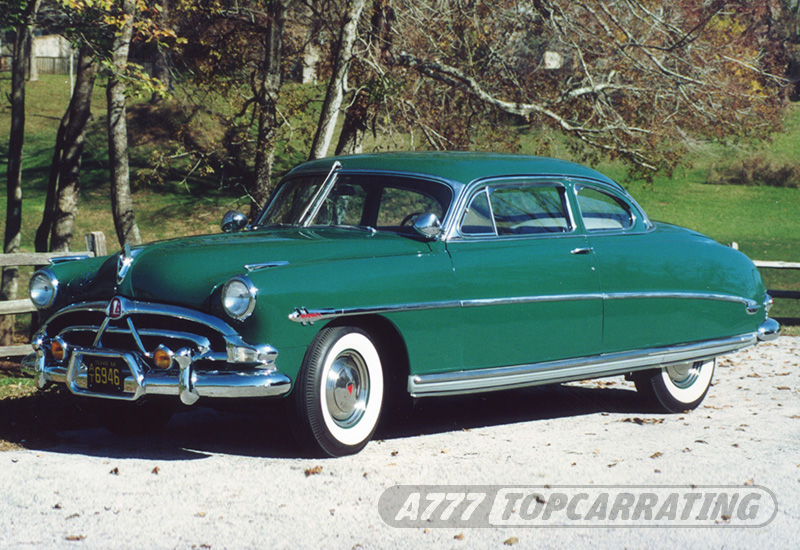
1, 337, 797, 549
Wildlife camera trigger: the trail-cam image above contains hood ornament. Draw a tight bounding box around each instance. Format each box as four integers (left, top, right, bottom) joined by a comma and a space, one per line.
117, 244, 139, 284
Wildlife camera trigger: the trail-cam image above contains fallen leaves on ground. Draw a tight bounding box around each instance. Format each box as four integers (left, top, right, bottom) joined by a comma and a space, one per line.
622, 417, 664, 425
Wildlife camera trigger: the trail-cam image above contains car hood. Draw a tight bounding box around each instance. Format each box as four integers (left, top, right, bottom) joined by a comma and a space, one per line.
109, 227, 432, 308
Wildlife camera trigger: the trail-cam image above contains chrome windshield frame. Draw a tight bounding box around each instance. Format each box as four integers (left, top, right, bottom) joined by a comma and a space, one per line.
299, 161, 342, 227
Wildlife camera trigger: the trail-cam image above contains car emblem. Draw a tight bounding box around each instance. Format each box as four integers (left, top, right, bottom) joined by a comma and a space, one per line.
108, 297, 124, 319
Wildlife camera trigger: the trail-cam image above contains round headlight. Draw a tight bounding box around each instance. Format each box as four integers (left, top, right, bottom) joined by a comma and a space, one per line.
221, 276, 257, 320
29, 270, 58, 309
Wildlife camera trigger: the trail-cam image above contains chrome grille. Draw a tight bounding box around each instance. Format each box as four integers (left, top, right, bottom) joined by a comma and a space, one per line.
40, 299, 239, 370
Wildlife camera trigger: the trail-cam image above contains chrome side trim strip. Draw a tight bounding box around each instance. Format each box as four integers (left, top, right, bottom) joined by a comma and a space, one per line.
408, 333, 758, 397
289, 291, 759, 324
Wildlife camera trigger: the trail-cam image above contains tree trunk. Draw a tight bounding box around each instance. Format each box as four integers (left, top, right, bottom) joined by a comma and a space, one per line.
150, 0, 172, 104
334, 1, 394, 156
107, 0, 142, 247
334, 88, 369, 155
26, 28, 38, 82
42, 46, 98, 252
301, 0, 322, 84
37, 110, 69, 252
248, 0, 286, 218
1, 0, 41, 346
307, 0, 368, 160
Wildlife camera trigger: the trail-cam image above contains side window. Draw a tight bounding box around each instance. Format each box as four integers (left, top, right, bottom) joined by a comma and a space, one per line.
460, 184, 571, 236
576, 187, 633, 231
316, 181, 368, 225
376, 186, 444, 227
490, 185, 570, 235
461, 189, 495, 235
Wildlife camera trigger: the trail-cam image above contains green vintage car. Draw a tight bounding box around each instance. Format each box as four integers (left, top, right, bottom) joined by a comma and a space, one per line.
24, 153, 780, 456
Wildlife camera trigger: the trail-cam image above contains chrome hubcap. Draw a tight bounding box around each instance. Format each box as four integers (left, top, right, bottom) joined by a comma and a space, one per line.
665, 361, 700, 389
325, 351, 369, 428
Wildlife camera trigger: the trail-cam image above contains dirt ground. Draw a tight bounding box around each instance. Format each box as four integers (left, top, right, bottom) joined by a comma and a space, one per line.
0, 337, 798, 549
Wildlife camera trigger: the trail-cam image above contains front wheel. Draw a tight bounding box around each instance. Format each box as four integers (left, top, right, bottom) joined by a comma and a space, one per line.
289, 326, 384, 457
633, 359, 715, 413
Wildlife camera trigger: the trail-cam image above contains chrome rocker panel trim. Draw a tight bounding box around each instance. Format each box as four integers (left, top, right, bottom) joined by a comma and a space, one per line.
408, 325, 775, 398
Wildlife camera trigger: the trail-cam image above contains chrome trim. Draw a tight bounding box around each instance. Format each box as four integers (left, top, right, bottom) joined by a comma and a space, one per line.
51, 347, 291, 404
572, 182, 641, 233
764, 294, 774, 314
222, 275, 258, 321
603, 292, 759, 313
289, 291, 760, 323
455, 180, 577, 240
408, 333, 758, 397
49, 254, 92, 264
757, 318, 780, 342
116, 245, 142, 284
244, 261, 289, 272
40, 298, 277, 367
221, 210, 248, 233
412, 212, 444, 240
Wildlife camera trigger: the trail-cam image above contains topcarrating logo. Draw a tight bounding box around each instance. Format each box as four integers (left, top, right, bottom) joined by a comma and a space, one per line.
378, 485, 777, 528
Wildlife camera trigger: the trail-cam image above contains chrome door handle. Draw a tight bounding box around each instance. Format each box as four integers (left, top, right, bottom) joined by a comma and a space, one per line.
570, 247, 594, 255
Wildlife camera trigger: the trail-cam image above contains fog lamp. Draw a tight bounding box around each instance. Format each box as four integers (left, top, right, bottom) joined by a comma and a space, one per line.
50, 338, 67, 362
153, 345, 174, 370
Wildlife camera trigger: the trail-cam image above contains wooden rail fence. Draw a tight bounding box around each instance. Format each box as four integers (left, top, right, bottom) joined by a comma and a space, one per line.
0, 232, 106, 359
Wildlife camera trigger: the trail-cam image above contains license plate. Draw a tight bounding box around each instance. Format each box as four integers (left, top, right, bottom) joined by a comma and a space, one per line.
86, 356, 126, 394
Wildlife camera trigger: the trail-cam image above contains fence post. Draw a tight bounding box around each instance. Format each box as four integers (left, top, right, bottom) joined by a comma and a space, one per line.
85, 231, 107, 257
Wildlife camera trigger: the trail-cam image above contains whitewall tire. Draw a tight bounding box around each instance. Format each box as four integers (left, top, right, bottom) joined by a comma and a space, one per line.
634, 359, 715, 413
290, 326, 384, 457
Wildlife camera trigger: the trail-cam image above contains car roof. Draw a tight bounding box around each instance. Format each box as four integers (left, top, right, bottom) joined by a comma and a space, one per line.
287, 152, 623, 191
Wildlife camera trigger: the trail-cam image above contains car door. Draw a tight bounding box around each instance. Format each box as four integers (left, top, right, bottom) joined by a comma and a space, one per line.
446, 180, 603, 372
574, 183, 701, 354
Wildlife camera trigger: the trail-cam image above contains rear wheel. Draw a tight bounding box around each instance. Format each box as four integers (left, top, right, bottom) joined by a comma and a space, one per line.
633, 359, 715, 413
289, 326, 384, 457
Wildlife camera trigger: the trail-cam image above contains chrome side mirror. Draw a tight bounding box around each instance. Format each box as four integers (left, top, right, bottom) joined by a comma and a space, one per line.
412, 212, 443, 240
221, 210, 248, 233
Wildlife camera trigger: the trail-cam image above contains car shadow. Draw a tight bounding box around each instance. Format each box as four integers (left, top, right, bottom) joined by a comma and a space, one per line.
0, 381, 647, 460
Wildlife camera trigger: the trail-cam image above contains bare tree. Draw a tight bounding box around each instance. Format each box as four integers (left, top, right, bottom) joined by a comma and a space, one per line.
392, 0, 787, 175
1, 0, 41, 346
107, 0, 142, 247
308, 0, 368, 159
334, 0, 396, 155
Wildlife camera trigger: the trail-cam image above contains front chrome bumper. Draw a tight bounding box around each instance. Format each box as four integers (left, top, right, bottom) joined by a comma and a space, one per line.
21, 347, 292, 405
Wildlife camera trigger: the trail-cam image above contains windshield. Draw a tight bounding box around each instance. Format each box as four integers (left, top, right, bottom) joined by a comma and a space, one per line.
257, 173, 453, 233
